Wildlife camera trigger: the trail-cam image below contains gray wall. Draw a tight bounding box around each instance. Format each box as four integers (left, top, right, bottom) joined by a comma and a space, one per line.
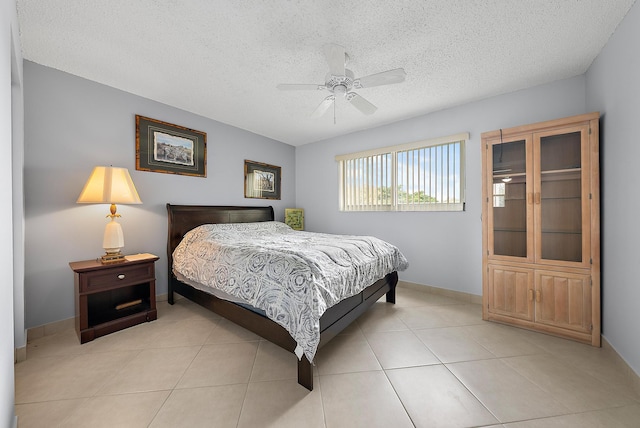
23, 62, 296, 329
586, 1, 640, 374
296, 76, 587, 296
3, 0, 20, 425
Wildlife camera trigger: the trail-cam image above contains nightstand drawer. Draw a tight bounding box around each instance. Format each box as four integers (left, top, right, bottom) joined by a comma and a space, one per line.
81, 263, 155, 292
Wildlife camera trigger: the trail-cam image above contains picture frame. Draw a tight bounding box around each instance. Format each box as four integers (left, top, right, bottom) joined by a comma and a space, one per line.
244, 160, 281, 200
285, 208, 304, 230
136, 115, 207, 177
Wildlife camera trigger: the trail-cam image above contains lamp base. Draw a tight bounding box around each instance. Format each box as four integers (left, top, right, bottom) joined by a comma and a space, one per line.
101, 252, 126, 264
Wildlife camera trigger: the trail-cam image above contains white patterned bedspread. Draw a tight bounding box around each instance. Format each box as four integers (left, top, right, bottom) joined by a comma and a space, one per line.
172, 221, 408, 361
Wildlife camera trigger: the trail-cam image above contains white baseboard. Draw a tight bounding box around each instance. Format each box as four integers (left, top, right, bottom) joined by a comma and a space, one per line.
14, 346, 26, 363
602, 337, 640, 397
26, 317, 74, 341
397, 280, 482, 304
157, 292, 184, 302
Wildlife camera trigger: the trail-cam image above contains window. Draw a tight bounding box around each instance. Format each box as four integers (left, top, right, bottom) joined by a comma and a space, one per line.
337, 133, 468, 212
493, 182, 506, 208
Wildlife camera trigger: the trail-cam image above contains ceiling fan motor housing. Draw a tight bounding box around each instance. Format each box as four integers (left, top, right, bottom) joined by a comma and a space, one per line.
325, 69, 355, 95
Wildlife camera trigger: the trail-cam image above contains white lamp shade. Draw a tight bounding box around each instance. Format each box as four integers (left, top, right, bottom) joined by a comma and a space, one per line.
77, 166, 142, 204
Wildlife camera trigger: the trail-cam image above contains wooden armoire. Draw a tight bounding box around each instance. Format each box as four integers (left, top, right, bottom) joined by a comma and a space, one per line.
481, 112, 600, 346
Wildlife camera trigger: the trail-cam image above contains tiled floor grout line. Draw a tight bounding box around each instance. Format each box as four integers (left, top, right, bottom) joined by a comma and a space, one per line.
359, 321, 417, 428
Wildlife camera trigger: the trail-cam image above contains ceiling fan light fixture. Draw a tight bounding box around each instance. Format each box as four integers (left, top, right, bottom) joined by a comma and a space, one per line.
334, 84, 347, 94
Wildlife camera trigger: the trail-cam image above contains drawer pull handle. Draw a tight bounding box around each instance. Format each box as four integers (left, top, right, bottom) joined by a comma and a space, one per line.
117, 274, 125, 280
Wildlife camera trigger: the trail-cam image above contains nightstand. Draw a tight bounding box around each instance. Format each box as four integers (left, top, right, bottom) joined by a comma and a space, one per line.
70, 254, 159, 343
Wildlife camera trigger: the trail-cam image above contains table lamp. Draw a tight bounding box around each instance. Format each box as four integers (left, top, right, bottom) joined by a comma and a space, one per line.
76, 166, 142, 263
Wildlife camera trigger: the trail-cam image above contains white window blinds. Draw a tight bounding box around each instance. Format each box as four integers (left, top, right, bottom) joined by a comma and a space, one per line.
337, 133, 468, 212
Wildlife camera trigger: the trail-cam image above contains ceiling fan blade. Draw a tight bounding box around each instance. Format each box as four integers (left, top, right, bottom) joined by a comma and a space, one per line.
277, 83, 325, 91
311, 95, 335, 118
323, 43, 346, 76
353, 68, 406, 89
346, 92, 377, 115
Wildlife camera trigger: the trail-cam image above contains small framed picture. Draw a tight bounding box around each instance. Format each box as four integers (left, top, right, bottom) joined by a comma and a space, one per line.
136, 115, 207, 177
244, 160, 281, 200
285, 208, 304, 230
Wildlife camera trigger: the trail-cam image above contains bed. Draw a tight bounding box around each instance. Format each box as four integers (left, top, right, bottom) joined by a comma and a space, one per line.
166, 204, 405, 390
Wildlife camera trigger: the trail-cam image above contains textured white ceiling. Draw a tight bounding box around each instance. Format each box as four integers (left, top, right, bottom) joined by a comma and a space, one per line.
16, 0, 636, 146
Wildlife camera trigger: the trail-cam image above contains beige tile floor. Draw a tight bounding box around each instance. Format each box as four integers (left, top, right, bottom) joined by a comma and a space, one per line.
15, 285, 640, 427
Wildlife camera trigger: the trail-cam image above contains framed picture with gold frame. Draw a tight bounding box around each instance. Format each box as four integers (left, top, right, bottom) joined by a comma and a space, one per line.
285, 208, 304, 230
136, 115, 207, 177
244, 160, 281, 199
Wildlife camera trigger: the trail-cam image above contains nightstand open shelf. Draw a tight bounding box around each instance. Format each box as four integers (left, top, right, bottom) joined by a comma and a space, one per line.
87, 287, 151, 326
70, 254, 159, 343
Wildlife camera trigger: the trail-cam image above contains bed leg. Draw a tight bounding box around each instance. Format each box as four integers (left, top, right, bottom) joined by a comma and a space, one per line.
386, 287, 396, 304
386, 272, 398, 304
297, 356, 313, 391
168, 279, 175, 305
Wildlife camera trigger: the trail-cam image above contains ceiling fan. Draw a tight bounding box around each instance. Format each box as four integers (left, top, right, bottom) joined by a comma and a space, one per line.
277, 44, 406, 119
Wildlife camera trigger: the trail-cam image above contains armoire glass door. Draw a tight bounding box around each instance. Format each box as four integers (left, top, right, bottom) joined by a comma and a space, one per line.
491, 139, 528, 258
538, 130, 584, 263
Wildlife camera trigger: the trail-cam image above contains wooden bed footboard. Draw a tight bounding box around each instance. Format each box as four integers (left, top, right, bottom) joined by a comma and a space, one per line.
166, 203, 398, 390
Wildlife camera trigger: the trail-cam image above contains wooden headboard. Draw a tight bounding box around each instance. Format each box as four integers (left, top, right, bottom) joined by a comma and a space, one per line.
166, 204, 274, 259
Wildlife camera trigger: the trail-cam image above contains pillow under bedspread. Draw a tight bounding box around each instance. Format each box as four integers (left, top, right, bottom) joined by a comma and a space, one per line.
172, 221, 409, 361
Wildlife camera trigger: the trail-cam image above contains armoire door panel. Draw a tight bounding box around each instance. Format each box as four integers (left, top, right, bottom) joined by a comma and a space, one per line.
488, 265, 534, 321
535, 271, 591, 333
